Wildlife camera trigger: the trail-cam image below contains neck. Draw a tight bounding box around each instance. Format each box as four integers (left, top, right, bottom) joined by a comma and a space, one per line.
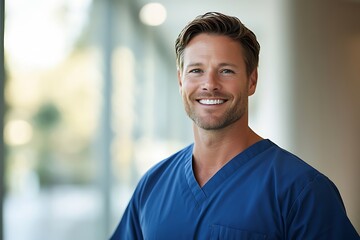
192, 118, 263, 187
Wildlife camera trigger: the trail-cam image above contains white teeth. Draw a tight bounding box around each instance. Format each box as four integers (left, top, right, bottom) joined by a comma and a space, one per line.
199, 99, 225, 105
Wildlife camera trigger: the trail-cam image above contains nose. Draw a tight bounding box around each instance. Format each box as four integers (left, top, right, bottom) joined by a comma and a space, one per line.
202, 71, 220, 91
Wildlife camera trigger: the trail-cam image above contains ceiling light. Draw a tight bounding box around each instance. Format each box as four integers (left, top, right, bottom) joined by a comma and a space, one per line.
139, 3, 167, 26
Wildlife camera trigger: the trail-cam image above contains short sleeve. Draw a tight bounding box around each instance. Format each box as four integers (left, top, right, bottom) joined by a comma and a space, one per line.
286, 174, 360, 239
110, 193, 144, 240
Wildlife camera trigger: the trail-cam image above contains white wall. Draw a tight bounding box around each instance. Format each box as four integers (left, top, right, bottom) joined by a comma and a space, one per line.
289, 0, 360, 232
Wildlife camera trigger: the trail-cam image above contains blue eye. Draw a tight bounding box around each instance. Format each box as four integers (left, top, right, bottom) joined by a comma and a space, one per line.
221, 69, 235, 74
189, 69, 202, 73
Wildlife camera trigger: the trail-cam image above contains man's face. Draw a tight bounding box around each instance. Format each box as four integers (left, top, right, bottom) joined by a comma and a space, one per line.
178, 33, 257, 130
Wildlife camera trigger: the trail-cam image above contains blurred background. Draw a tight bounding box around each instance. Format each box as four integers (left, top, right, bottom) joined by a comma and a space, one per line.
1, 0, 359, 239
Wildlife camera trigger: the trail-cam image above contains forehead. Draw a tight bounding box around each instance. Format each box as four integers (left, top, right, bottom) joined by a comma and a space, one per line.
183, 33, 245, 65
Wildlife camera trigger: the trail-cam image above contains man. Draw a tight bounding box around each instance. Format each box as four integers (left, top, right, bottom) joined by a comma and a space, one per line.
111, 12, 359, 239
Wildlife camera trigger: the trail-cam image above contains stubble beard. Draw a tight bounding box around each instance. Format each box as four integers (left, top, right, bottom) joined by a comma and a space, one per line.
183, 94, 248, 131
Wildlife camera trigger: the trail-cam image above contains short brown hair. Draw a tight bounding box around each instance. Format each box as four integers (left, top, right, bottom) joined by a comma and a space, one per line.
175, 12, 260, 76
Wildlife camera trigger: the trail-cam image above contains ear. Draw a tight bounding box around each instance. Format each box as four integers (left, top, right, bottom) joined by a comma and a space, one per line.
177, 70, 183, 94
248, 68, 258, 96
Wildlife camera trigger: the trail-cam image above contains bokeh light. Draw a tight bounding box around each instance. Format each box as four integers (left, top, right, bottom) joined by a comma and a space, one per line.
139, 3, 167, 26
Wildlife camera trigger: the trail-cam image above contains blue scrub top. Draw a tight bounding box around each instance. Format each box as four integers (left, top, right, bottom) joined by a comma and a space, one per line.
111, 139, 359, 239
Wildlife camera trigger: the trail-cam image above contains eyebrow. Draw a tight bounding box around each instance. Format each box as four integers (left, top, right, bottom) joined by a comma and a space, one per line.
185, 63, 203, 68
218, 63, 238, 68
185, 62, 238, 69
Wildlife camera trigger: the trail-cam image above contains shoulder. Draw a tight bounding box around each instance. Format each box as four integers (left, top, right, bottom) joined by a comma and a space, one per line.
144, 143, 193, 178
133, 144, 193, 197
262, 140, 321, 185
262, 141, 348, 216
257, 141, 333, 206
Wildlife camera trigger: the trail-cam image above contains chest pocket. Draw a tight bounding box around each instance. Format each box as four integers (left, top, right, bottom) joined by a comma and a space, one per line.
210, 224, 267, 240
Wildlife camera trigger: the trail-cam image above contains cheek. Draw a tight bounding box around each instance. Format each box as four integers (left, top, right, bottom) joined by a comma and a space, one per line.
181, 80, 196, 95
179, 85, 189, 101
227, 82, 244, 93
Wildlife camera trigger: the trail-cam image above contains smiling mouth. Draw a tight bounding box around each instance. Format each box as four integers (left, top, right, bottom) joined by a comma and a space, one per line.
198, 99, 226, 105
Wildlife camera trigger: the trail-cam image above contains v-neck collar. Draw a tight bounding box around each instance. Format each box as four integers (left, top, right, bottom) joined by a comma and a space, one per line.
184, 139, 273, 205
